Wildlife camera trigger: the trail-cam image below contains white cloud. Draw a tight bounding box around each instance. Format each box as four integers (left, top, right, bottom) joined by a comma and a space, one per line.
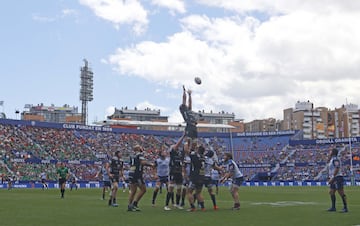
62, 9, 77, 16
168, 110, 183, 123
100, 58, 109, 64
195, 0, 279, 15
79, 0, 148, 35
105, 106, 116, 117
135, 101, 168, 112
108, 2, 360, 121
109, 31, 220, 86
151, 0, 186, 14
32, 15, 56, 23
32, 8, 78, 23
195, 0, 360, 15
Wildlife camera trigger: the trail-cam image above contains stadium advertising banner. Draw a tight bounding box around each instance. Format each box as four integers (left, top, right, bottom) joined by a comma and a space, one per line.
1, 180, 359, 190
10, 158, 103, 165
62, 123, 113, 132
235, 130, 296, 137
289, 137, 360, 146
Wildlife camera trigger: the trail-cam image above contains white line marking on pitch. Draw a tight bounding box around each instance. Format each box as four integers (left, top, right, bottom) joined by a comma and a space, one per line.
251, 201, 318, 207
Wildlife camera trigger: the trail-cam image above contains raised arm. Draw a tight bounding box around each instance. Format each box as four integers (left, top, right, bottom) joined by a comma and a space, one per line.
187, 89, 192, 110
173, 133, 186, 150
106, 161, 112, 177
182, 85, 187, 106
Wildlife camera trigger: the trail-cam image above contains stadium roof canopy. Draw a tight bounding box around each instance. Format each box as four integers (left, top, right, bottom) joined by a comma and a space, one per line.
95, 119, 235, 129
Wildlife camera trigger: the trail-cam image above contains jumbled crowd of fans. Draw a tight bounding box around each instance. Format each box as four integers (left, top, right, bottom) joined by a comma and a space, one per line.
1, 123, 359, 183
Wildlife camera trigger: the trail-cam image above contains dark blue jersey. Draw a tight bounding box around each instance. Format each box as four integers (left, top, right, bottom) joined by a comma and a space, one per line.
110, 156, 123, 176
169, 147, 184, 174
179, 104, 199, 126
129, 153, 145, 178
189, 151, 205, 180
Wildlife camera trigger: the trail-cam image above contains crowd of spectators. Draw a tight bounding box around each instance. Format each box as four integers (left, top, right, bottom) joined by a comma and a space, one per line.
230, 136, 289, 152
1, 122, 359, 182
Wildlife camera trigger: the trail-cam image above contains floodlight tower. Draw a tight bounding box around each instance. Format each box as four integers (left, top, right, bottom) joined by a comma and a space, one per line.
80, 59, 94, 125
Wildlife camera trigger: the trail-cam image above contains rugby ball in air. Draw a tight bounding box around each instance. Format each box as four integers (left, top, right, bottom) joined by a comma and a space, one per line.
194, 77, 202, 85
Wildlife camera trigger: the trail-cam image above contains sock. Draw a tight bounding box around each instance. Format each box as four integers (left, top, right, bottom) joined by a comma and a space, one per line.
133, 201, 138, 207
199, 201, 205, 209
165, 192, 172, 206
331, 194, 336, 208
113, 198, 116, 204
210, 194, 216, 206
171, 192, 174, 205
181, 191, 186, 206
152, 191, 158, 204
109, 195, 112, 205
181, 195, 185, 206
341, 194, 347, 209
176, 194, 181, 205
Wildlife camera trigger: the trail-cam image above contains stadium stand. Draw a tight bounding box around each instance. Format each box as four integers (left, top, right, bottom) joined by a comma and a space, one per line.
1, 119, 359, 185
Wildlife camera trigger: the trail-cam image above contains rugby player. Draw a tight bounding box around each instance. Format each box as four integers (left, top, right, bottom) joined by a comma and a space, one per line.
127, 145, 154, 212
164, 133, 185, 211
203, 149, 222, 210
327, 148, 348, 213
220, 153, 243, 210
187, 144, 206, 211
96, 161, 111, 200
108, 151, 124, 207
152, 149, 170, 207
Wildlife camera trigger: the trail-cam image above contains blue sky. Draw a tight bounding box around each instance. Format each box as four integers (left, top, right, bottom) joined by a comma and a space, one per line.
1, 0, 360, 123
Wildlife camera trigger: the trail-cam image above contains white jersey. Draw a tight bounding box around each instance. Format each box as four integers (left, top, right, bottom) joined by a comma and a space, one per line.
184, 155, 191, 177
224, 159, 243, 179
204, 156, 214, 177
211, 169, 220, 181
40, 172, 47, 180
101, 165, 110, 182
328, 156, 343, 178
155, 157, 170, 177
212, 152, 219, 163
123, 169, 129, 180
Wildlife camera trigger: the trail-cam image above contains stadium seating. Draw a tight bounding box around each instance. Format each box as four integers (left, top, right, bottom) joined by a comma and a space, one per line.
1, 120, 359, 182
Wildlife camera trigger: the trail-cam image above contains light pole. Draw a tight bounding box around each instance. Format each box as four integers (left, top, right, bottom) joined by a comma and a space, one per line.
80, 59, 94, 125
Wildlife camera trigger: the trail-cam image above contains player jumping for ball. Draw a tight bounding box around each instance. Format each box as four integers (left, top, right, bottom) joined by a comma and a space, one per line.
179, 86, 200, 141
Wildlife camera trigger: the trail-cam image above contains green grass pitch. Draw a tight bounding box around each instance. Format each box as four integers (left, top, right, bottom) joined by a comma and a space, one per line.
0, 186, 359, 226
